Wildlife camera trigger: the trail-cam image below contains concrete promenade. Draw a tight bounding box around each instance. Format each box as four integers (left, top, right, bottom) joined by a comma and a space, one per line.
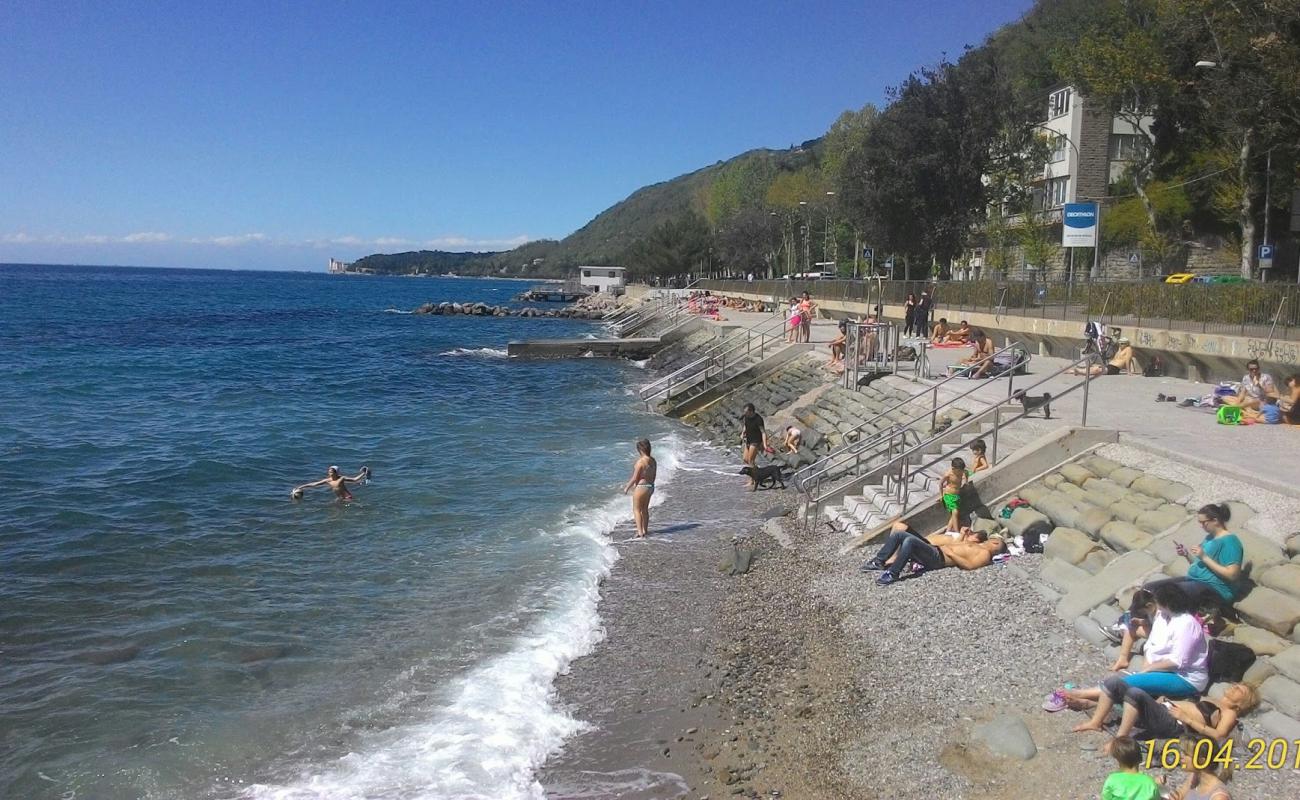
695, 308, 1299, 498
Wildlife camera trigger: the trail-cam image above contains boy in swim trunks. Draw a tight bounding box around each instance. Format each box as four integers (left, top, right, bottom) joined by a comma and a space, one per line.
939, 457, 966, 531
292, 465, 369, 501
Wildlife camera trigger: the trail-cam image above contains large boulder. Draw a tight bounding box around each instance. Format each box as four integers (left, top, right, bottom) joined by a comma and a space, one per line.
1042, 559, 1092, 593
1080, 549, 1118, 575
1044, 528, 1102, 566
1235, 587, 1300, 637
1036, 495, 1082, 529
1007, 508, 1051, 538
1107, 500, 1144, 524
1243, 656, 1277, 688
1287, 533, 1300, 558
1083, 478, 1126, 504
974, 715, 1037, 760
1018, 483, 1053, 506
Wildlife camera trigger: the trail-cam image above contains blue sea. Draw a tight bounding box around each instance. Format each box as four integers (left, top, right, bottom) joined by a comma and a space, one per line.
0, 264, 691, 799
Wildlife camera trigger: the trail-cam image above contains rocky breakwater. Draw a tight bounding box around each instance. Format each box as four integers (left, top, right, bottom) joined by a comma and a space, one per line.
412, 301, 608, 319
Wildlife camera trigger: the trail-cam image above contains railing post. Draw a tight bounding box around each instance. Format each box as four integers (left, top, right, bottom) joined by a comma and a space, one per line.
991, 405, 1000, 466
1082, 357, 1093, 427
931, 386, 938, 431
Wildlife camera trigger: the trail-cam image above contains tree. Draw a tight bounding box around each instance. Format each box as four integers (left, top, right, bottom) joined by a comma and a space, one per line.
623, 211, 712, 280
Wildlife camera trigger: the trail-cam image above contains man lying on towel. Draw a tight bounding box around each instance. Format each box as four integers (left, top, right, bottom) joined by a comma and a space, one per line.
861, 520, 1005, 585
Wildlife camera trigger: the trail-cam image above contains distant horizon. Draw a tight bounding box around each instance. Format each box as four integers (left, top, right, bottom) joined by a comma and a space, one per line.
2, 1, 1034, 270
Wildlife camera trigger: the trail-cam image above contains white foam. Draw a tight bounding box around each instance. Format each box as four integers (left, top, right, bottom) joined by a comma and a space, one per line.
241, 436, 688, 800
383, 308, 415, 315
439, 347, 508, 359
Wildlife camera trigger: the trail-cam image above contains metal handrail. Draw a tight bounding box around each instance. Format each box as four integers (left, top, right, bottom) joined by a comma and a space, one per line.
639, 311, 789, 403
792, 340, 1025, 491
810, 348, 1095, 516
613, 297, 684, 336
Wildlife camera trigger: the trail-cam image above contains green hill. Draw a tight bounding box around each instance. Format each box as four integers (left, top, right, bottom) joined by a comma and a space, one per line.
351, 139, 823, 277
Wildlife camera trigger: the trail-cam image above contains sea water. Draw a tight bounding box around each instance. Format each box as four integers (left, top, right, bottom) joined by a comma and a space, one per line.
0, 264, 687, 799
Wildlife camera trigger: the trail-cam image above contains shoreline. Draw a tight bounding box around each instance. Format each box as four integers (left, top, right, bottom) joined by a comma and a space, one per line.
536, 319, 1300, 799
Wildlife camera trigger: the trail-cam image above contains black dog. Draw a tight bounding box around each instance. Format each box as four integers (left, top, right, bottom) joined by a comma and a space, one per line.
1012, 390, 1053, 419
739, 465, 787, 490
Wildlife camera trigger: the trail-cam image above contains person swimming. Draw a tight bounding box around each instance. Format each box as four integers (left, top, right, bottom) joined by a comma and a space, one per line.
292, 465, 369, 501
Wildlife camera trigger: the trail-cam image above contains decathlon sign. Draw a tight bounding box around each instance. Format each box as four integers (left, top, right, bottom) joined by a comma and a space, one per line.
1062, 202, 1098, 247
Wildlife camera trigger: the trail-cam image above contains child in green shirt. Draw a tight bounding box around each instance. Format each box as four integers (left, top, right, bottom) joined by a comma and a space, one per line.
1101, 737, 1159, 800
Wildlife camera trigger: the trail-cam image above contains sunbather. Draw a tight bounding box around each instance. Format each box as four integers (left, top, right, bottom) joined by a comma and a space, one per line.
860, 521, 1004, 586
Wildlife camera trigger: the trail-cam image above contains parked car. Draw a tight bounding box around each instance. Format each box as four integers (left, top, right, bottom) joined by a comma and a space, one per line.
1163, 273, 1195, 284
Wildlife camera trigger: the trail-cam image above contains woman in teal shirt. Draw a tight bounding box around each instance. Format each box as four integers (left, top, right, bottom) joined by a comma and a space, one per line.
1144, 503, 1242, 613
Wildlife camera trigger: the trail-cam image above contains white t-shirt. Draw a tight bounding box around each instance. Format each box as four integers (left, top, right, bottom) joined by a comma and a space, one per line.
1143, 611, 1209, 691
1242, 372, 1277, 401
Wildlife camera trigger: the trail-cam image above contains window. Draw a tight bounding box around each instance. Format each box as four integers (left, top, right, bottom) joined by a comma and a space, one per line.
582, 270, 591, 277
1049, 134, 1068, 163
608, 271, 617, 278
1109, 133, 1146, 161
1048, 88, 1072, 119
1047, 176, 1070, 208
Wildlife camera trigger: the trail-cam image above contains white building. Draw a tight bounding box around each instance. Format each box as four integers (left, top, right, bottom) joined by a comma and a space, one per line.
578, 266, 625, 294
1035, 84, 1154, 212
328, 258, 353, 274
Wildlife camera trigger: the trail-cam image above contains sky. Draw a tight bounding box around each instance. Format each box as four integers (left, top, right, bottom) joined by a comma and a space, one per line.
0, 0, 1034, 270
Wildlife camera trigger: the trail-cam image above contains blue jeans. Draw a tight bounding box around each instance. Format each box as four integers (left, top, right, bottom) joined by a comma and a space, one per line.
874, 528, 946, 578
1103, 671, 1198, 702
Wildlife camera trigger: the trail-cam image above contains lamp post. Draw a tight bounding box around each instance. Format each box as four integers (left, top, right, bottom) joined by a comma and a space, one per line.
799, 200, 810, 275
824, 190, 837, 275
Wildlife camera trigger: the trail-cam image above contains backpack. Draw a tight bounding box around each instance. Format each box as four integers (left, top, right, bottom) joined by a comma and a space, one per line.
1144, 355, 1165, 377
1207, 639, 1256, 684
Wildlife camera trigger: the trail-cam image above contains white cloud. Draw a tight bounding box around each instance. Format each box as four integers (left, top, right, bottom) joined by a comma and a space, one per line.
199, 233, 269, 247
123, 231, 170, 243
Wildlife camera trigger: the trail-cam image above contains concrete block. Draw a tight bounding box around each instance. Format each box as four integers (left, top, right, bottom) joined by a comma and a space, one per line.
1058, 483, 1091, 504
1081, 455, 1122, 478
1236, 587, 1300, 637
1243, 656, 1276, 688
1223, 501, 1257, 527
1033, 581, 1062, 605
1121, 492, 1164, 511
1256, 710, 1300, 741
1037, 495, 1081, 529
1056, 551, 1164, 621
1042, 559, 1092, 593
1100, 521, 1155, 554
1163, 558, 1189, 578
1089, 603, 1123, 627
1232, 625, 1294, 657
1286, 532, 1300, 558
1044, 528, 1101, 565
1042, 472, 1065, 490
1108, 466, 1141, 488
1007, 508, 1051, 538
1239, 530, 1289, 578
1108, 500, 1143, 524
1136, 507, 1188, 535
1259, 674, 1300, 719
1081, 549, 1118, 575
1260, 564, 1300, 601
1059, 464, 1095, 487
1146, 533, 1185, 567
1075, 615, 1113, 647
1076, 507, 1115, 539
1018, 483, 1052, 506
1083, 478, 1126, 503
970, 516, 1003, 536
1131, 476, 1194, 504
1273, 645, 1300, 683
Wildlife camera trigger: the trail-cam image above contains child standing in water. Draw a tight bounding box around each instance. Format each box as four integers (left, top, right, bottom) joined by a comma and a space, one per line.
623, 439, 657, 538
939, 458, 966, 531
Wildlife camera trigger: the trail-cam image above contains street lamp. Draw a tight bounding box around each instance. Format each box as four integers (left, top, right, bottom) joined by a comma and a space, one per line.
798, 200, 810, 275
824, 191, 837, 275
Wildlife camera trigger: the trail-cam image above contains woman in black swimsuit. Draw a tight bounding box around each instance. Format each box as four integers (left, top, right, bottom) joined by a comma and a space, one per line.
740, 403, 768, 489
1108, 681, 1258, 743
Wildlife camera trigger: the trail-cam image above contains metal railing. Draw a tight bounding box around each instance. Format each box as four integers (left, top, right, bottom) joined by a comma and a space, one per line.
698, 279, 1300, 341
791, 340, 1026, 500
874, 350, 1100, 522
638, 312, 790, 405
